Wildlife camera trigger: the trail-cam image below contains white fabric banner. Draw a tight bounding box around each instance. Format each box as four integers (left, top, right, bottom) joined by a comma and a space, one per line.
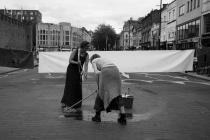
38, 50, 194, 73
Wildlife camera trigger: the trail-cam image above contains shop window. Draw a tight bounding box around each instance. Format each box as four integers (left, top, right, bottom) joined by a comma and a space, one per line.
195, 19, 200, 36
186, 23, 189, 38
183, 25, 186, 39
204, 14, 210, 33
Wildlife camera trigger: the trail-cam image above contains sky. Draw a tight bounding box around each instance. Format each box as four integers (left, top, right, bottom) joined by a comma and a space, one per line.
1, 0, 172, 33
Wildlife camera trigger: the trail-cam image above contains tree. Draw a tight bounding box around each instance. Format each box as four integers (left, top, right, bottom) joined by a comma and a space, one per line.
91, 24, 117, 51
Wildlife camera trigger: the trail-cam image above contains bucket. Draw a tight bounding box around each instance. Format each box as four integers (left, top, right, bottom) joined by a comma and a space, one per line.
121, 88, 134, 109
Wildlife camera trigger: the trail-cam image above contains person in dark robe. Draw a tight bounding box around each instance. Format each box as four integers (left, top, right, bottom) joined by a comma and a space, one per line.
61, 41, 89, 112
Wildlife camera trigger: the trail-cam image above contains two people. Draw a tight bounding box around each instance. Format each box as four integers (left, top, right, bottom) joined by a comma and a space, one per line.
61, 41, 126, 125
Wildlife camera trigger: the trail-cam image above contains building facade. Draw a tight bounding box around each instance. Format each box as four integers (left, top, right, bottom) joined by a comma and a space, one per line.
0, 13, 32, 51
167, 0, 177, 50
71, 27, 82, 49
201, 0, 210, 47
161, 5, 168, 49
121, 18, 140, 50
36, 22, 91, 51
160, 0, 177, 50
0, 9, 42, 23
176, 0, 202, 50
81, 27, 92, 43
59, 22, 71, 49
0, 9, 42, 48
140, 9, 160, 50
36, 23, 60, 51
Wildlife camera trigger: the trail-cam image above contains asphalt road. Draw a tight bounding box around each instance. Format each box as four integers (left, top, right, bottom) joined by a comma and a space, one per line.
0, 68, 210, 140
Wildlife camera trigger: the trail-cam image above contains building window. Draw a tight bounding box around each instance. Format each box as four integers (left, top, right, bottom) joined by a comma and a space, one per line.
172, 9, 175, 20
65, 31, 70, 35
169, 12, 171, 21
197, 0, 200, 8
187, 1, 190, 12
179, 5, 185, 16
190, 0, 193, 11
194, 0, 196, 9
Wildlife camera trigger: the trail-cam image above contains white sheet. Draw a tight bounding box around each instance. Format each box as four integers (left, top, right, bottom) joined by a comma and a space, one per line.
38, 50, 194, 73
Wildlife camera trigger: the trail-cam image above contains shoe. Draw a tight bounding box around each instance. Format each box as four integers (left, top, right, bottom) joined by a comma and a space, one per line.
92, 115, 101, 122
118, 113, 127, 125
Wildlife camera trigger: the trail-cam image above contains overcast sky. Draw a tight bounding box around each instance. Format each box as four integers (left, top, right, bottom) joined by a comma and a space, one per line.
1, 0, 172, 33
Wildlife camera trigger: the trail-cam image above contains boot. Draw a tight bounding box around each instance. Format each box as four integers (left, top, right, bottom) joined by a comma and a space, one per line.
118, 113, 127, 125
92, 111, 101, 122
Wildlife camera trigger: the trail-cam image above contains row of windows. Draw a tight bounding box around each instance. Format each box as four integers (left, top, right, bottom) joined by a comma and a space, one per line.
0, 14, 25, 27
38, 41, 59, 46
142, 19, 200, 42
38, 40, 71, 46
38, 30, 60, 34
167, 9, 176, 22
179, 0, 200, 16
187, 0, 200, 13
177, 19, 200, 40
39, 35, 59, 40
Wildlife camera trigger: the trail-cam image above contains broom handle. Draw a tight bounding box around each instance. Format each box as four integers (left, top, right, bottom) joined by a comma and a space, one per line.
68, 90, 97, 109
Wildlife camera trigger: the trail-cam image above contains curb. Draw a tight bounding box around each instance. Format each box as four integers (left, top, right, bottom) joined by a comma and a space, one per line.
0, 64, 38, 75
0, 68, 22, 75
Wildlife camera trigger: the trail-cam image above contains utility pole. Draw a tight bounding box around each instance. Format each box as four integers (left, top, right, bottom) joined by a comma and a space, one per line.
158, 0, 162, 50
106, 35, 108, 51
128, 17, 131, 50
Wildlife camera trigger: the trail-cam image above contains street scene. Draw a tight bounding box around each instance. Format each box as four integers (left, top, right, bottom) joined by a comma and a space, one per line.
1, 0, 210, 139
0, 67, 210, 139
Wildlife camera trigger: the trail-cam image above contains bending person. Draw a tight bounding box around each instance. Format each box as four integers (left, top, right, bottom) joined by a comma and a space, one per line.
61, 41, 89, 112
90, 54, 126, 125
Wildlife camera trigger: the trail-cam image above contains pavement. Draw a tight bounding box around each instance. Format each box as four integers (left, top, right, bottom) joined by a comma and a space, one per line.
0, 59, 38, 75
1, 67, 210, 140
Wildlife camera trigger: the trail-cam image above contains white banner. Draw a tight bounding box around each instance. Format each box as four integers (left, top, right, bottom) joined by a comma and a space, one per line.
38, 50, 194, 73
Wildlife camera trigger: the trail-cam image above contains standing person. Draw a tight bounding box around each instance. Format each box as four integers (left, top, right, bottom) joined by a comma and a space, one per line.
90, 54, 127, 125
61, 41, 89, 112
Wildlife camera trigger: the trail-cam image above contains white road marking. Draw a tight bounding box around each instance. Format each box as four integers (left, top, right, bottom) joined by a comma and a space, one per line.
0, 75, 8, 78
121, 72, 130, 78
122, 73, 210, 86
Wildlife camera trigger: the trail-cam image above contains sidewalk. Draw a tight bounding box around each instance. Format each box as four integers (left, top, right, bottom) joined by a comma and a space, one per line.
0, 59, 38, 75
0, 66, 22, 75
